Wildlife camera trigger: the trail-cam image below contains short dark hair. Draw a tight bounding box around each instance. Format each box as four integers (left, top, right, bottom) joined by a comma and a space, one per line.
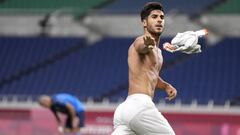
140, 2, 164, 21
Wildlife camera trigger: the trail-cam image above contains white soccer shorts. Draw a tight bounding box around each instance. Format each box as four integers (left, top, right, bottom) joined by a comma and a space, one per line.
112, 94, 175, 135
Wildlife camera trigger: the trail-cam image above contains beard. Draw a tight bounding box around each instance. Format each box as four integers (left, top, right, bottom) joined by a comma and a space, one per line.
147, 25, 162, 36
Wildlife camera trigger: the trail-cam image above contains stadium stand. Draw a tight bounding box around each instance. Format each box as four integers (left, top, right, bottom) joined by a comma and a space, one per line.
0, 36, 239, 105
0, 0, 239, 105
0, 0, 113, 15
210, 0, 240, 13
0, 1, 240, 135
99, 0, 219, 14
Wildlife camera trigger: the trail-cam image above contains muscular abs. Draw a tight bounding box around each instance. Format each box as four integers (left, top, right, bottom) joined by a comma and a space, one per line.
128, 44, 163, 98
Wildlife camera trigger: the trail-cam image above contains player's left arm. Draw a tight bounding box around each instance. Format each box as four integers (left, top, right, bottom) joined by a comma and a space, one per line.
50, 108, 61, 124
51, 109, 64, 133
156, 77, 177, 100
66, 103, 76, 120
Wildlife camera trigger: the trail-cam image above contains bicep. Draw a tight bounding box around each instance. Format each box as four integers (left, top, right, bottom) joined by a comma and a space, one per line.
66, 103, 75, 114
134, 42, 143, 52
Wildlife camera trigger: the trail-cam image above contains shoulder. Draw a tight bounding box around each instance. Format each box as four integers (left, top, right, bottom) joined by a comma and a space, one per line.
133, 36, 144, 46
129, 36, 144, 51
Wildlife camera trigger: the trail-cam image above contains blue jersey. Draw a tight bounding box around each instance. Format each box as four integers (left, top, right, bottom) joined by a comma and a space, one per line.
51, 93, 84, 113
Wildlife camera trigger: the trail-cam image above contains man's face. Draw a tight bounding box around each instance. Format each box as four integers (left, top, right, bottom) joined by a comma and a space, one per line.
143, 10, 165, 36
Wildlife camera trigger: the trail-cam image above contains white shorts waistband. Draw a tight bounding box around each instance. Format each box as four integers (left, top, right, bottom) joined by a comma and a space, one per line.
126, 93, 153, 102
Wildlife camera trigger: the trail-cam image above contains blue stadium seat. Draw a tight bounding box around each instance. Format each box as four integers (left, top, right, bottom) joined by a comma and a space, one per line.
0, 37, 239, 105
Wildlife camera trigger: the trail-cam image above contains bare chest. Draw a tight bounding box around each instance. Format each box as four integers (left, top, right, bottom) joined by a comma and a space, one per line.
148, 47, 163, 70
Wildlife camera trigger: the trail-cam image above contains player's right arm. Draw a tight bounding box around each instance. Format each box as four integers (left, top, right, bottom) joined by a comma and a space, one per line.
134, 36, 155, 54
51, 110, 65, 133
52, 110, 61, 124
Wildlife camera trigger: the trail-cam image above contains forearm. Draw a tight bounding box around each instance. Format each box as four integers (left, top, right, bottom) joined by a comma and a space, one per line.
134, 37, 154, 54
53, 112, 61, 124
135, 44, 152, 54
157, 77, 177, 100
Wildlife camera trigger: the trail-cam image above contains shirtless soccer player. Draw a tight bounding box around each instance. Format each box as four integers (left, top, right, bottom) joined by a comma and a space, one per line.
112, 2, 177, 135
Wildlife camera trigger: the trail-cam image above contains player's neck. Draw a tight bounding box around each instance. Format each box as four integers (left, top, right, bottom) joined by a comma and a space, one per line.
153, 35, 160, 46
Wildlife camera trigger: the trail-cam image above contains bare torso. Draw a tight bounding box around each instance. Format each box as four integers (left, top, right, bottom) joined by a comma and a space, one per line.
128, 36, 163, 98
